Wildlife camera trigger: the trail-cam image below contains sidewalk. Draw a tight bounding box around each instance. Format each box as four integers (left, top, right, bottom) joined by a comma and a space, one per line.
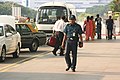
0, 37, 120, 80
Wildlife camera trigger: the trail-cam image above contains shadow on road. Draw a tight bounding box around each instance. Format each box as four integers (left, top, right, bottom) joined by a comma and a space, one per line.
0, 72, 104, 80
1, 49, 48, 64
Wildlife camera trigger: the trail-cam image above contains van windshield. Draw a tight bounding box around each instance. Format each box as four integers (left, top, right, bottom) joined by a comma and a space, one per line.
0, 26, 3, 36
36, 6, 68, 24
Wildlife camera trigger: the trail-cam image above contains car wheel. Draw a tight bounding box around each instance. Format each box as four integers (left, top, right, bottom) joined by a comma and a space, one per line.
29, 40, 38, 52
13, 45, 20, 58
0, 48, 6, 62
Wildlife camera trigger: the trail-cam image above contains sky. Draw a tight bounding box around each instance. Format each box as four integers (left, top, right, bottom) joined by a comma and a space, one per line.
0, 0, 113, 12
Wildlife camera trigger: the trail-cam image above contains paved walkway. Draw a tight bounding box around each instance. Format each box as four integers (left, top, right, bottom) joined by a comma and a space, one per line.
0, 37, 120, 80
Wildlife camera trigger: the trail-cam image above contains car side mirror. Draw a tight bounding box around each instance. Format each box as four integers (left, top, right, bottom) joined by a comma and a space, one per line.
6, 33, 12, 37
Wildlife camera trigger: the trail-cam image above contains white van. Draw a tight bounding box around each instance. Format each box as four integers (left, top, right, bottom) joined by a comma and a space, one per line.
36, 2, 76, 34
0, 15, 21, 62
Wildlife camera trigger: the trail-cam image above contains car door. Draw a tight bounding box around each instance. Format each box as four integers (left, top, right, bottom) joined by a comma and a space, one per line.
4, 25, 14, 53
19, 24, 33, 45
8, 25, 18, 51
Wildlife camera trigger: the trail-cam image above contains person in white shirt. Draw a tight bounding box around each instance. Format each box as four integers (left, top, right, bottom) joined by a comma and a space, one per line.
52, 16, 66, 56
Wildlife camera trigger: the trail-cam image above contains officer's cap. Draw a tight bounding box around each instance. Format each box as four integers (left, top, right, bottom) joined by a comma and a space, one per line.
69, 15, 76, 20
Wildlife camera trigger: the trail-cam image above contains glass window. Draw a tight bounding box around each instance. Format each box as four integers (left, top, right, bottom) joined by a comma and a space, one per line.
0, 26, 4, 36
20, 24, 31, 32
37, 6, 68, 24
16, 24, 21, 33
5, 25, 11, 34
8, 25, 17, 34
5, 25, 17, 35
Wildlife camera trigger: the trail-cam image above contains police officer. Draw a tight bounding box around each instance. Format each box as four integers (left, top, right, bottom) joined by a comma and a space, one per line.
62, 15, 83, 72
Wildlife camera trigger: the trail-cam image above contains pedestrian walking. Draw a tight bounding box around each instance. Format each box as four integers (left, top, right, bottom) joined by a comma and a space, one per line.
62, 15, 83, 72
83, 16, 94, 41
52, 16, 66, 56
90, 16, 96, 40
95, 14, 102, 39
106, 16, 114, 40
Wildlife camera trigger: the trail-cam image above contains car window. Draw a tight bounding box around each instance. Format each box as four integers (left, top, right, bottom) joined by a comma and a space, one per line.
0, 26, 4, 36
5, 25, 17, 35
5, 25, 11, 34
16, 24, 21, 32
20, 24, 31, 32
8, 25, 17, 34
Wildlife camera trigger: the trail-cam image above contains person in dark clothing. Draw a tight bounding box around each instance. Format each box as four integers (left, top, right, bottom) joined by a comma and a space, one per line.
106, 16, 114, 40
62, 15, 83, 72
95, 14, 102, 39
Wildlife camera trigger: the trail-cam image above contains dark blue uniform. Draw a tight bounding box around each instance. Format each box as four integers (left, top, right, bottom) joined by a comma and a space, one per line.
64, 23, 82, 70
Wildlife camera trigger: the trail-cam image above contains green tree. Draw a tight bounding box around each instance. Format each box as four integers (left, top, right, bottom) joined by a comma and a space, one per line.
109, 0, 120, 12
0, 2, 12, 15
86, 5, 110, 16
0, 1, 36, 18
77, 12, 92, 22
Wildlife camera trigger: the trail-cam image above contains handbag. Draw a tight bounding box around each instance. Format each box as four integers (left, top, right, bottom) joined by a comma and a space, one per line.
46, 35, 56, 47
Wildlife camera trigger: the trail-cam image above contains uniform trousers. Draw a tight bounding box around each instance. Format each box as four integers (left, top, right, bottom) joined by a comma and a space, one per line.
65, 40, 78, 69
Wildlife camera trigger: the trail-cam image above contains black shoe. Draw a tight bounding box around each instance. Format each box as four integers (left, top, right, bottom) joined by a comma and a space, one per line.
71, 69, 76, 72
97, 38, 100, 39
52, 51, 57, 56
59, 54, 64, 56
109, 38, 112, 39
66, 67, 70, 71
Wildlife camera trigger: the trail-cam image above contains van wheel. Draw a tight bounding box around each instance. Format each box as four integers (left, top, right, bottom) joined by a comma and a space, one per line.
29, 40, 38, 52
13, 45, 20, 58
0, 48, 6, 62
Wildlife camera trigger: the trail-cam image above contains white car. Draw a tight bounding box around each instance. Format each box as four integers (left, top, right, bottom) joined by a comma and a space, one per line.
0, 23, 21, 62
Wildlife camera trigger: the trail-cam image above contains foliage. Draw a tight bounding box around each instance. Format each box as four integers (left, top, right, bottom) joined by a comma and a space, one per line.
77, 12, 92, 22
0, 2, 12, 15
85, 5, 110, 16
109, 0, 120, 12
0, 1, 37, 18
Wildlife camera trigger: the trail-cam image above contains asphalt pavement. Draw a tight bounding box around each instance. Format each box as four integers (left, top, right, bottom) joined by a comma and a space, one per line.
0, 36, 120, 80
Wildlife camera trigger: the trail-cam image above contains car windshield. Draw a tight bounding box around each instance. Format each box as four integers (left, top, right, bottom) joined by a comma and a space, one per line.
0, 26, 3, 36
36, 6, 68, 24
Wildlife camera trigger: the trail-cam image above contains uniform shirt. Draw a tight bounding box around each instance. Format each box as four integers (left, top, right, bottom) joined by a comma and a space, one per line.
64, 23, 82, 38
53, 19, 66, 32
